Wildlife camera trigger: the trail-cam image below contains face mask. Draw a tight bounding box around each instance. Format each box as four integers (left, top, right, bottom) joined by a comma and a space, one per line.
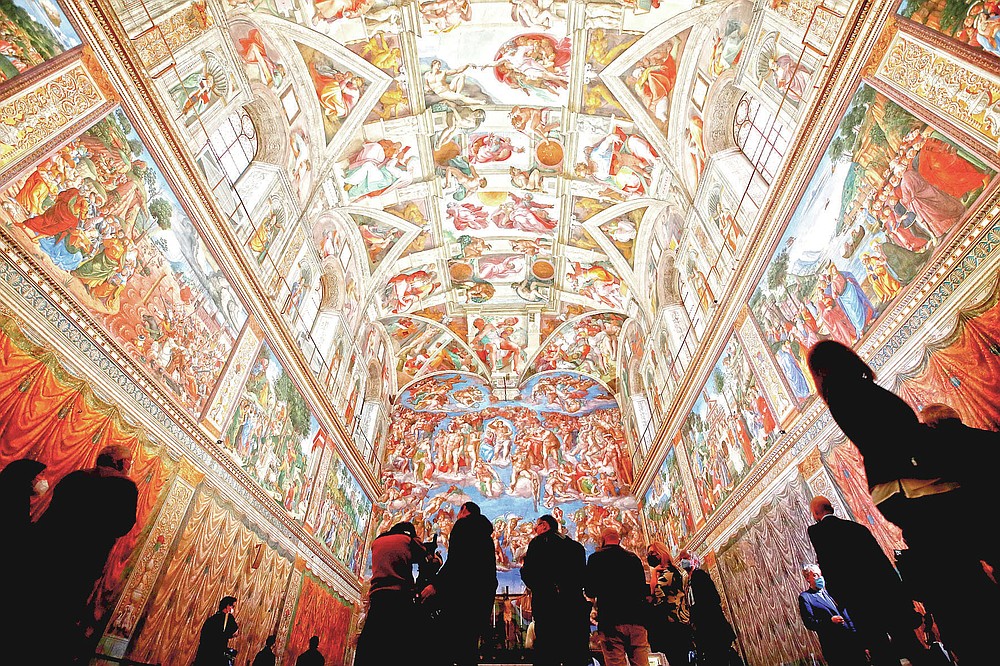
814, 576, 826, 590
33, 478, 49, 496
647, 555, 660, 567
680, 559, 693, 571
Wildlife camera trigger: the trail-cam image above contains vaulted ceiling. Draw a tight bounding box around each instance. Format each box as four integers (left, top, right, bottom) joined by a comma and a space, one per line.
219, 0, 756, 395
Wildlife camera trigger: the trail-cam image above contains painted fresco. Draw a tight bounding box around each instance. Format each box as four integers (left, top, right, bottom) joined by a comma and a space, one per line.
575, 122, 660, 200
0, 108, 247, 417
285, 573, 356, 666
381, 371, 640, 592
699, 1, 751, 78
678, 335, 780, 519
353, 214, 405, 271
754, 30, 814, 108
383, 315, 480, 386
223, 342, 322, 519
0, 0, 80, 83
749, 83, 995, 403
623, 28, 690, 129
128, 490, 296, 666
894, 276, 1000, 429
899, 0, 1000, 56
383, 265, 443, 313
469, 314, 528, 375
231, 20, 287, 91
565, 260, 628, 310
643, 442, 696, 553
346, 31, 412, 122
168, 51, 233, 127
597, 206, 647, 266
525, 312, 625, 387
341, 137, 420, 202
297, 42, 366, 144
314, 440, 372, 573
583, 28, 639, 118
715, 479, 821, 666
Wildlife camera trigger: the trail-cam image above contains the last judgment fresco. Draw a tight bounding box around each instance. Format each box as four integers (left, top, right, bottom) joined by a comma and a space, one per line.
380, 371, 640, 592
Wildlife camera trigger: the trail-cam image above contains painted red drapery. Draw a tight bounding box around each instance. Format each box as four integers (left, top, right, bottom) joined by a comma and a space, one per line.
0, 314, 170, 635
894, 299, 1000, 430
284, 572, 355, 666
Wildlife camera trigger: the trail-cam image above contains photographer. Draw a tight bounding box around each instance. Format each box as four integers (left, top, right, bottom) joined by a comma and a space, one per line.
355, 522, 432, 666
192, 595, 239, 666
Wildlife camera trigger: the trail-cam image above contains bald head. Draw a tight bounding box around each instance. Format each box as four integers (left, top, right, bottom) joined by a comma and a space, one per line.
600, 528, 621, 547
810, 496, 834, 523
919, 403, 962, 427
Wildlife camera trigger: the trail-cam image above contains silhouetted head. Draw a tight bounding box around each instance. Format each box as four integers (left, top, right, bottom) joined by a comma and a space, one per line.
600, 528, 621, 547
265, 635, 276, 648
0, 458, 47, 495
807, 340, 874, 401
536, 514, 558, 535
218, 596, 237, 613
646, 542, 673, 568
459, 501, 482, 520
809, 496, 834, 523
388, 521, 417, 539
309, 636, 320, 649
96, 445, 132, 475
919, 403, 962, 427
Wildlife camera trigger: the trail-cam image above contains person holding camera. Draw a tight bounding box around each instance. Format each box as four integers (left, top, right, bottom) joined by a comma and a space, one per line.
193, 596, 239, 666
355, 521, 431, 666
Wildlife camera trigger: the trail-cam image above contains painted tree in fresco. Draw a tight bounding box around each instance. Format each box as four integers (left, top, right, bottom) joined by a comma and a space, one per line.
899, 0, 977, 37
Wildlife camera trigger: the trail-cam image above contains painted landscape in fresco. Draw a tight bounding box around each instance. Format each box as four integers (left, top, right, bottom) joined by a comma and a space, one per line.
313, 440, 372, 573
0, 108, 247, 417
223, 342, 322, 519
676, 335, 780, 519
0, 0, 80, 83
380, 371, 640, 592
749, 83, 995, 403
899, 0, 1000, 57
644, 443, 696, 553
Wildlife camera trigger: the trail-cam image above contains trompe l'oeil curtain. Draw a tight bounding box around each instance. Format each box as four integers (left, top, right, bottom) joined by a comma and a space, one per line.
285, 572, 356, 666
0, 313, 170, 637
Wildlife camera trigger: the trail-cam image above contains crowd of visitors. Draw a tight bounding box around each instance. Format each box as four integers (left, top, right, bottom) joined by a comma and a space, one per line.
4, 338, 997, 666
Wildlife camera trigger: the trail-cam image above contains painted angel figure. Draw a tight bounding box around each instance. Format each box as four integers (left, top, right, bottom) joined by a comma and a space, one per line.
419, 0, 472, 32
171, 53, 229, 121
510, 0, 559, 28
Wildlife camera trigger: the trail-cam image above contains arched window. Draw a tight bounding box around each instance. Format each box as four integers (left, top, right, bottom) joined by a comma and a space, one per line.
209, 107, 257, 183
733, 93, 789, 185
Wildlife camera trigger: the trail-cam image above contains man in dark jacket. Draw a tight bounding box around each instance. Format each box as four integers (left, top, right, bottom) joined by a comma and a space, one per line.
251, 635, 277, 666
586, 528, 650, 666
422, 501, 498, 666
193, 596, 239, 666
31, 445, 139, 664
807, 495, 922, 666
295, 636, 325, 666
798, 564, 867, 666
521, 514, 590, 666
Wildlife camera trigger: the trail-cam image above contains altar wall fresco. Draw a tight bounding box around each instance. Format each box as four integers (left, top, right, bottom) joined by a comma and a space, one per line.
381, 371, 640, 592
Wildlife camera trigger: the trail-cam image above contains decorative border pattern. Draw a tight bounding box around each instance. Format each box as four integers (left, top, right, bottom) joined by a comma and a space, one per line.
871, 221, 1000, 370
